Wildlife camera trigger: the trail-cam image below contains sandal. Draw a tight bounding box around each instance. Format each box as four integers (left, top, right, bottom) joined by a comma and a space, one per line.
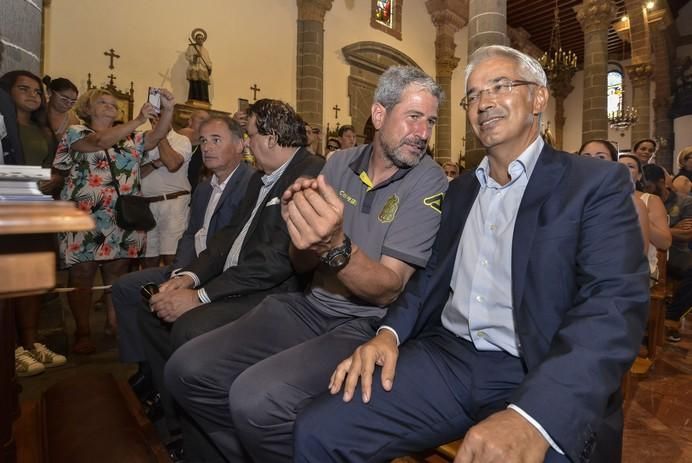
72, 336, 96, 354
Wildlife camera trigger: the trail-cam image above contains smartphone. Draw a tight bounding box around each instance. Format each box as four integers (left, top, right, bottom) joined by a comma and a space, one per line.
148, 87, 161, 114
140, 282, 159, 302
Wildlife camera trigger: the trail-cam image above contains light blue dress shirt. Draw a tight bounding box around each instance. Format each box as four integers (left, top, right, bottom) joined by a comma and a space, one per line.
437, 136, 563, 454
440, 137, 543, 355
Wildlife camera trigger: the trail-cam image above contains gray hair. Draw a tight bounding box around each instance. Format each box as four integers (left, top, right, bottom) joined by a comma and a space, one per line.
464, 45, 547, 91
374, 66, 443, 110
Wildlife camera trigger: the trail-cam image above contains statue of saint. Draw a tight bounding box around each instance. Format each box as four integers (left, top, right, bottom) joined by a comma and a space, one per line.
542, 120, 555, 147
186, 28, 212, 103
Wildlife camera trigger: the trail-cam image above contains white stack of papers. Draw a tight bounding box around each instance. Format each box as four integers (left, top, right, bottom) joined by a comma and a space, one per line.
0, 165, 54, 202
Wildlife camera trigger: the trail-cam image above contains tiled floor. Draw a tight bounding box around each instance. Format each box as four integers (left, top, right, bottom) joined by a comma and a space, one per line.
622, 320, 692, 463
17, 295, 692, 462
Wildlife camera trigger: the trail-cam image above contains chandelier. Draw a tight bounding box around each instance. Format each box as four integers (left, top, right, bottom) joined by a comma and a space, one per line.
538, 1, 578, 85
608, 103, 639, 130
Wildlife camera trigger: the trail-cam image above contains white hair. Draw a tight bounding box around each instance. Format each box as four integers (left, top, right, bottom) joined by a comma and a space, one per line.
464, 45, 548, 91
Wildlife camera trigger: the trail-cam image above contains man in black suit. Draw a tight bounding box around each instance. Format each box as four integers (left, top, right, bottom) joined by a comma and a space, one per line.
136, 99, 324, 461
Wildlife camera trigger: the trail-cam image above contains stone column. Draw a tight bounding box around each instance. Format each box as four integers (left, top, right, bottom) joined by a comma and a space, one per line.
465, 0, 507, 168
651, 19, 674, 170
550, 76, 574, 150
426, 0, 467, 163
0, 0, 43, 75
624, 0, 652, 146
295, 0, 333, 132
575, 0, 617, 144
626, 63, 653, 144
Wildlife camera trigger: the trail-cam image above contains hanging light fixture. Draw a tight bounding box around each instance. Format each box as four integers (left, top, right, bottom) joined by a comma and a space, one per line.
538, 0, 578, 85
608, 101, 639, 130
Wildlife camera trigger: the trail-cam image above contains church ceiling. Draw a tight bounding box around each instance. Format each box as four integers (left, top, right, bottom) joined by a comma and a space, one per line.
507, 0, 685, 68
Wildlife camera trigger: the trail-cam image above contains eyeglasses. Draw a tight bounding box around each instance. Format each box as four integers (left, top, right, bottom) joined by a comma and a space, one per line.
15, 85, 43, 97
54, 92, 77, 106
460, 79, 537, 110
327, 144, 339, 151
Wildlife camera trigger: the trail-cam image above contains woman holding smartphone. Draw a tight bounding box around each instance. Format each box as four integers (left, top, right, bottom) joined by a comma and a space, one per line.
51, 87, 175, 353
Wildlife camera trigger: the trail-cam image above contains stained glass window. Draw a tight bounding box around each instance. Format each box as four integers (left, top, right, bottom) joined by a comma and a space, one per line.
371, 0, 402, 40
607, 70, 623, 114
375, 0, 394, 29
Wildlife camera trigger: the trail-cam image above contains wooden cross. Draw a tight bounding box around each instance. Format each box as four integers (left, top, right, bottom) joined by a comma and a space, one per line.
104, 48, 120, 70
332, 104, 341, 119
250, 84, 261, 100
107, 74, 117, 87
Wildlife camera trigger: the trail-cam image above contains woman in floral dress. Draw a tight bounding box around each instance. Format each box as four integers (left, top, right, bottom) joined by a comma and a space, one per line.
52, 87, 175, 353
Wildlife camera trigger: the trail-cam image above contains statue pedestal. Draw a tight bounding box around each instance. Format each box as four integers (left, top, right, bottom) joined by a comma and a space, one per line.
173, 103, 229, 130
185, 99, 212, 109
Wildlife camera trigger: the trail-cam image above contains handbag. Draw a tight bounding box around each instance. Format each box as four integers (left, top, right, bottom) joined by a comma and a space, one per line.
105, 150, 156, 231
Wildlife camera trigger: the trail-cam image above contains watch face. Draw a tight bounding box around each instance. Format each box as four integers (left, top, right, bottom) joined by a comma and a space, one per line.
330, 253, 348, 268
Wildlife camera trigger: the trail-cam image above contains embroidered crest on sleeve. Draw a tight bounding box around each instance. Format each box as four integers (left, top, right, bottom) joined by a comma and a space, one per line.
423, 192, 444, 213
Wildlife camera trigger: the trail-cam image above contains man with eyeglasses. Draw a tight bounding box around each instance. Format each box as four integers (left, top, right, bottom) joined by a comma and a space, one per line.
295, 45, 648, 463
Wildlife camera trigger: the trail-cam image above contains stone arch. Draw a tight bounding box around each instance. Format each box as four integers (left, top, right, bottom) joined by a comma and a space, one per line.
341, 41, 421, 144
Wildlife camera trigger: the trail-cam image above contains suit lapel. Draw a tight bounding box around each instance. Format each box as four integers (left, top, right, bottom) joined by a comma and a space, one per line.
511, 146, 568, 311
242, 148, 309, 241
443, 174, 481, 265
213, 163, 246, 217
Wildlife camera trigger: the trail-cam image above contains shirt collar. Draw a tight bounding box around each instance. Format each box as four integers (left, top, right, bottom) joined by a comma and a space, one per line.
262, 148, 299, 187
348, 144, 412, 190
211, 164, 240, 191
475, 136, 544, 188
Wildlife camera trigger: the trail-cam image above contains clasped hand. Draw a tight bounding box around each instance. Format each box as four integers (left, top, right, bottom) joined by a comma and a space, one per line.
149, 275, 201, 323
281, 174, 345, 256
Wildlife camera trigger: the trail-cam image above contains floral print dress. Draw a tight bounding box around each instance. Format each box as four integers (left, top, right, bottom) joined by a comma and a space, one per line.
54, 125, 146, 267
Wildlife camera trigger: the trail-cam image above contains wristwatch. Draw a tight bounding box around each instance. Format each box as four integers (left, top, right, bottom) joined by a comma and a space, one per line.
320, 235, 352, 270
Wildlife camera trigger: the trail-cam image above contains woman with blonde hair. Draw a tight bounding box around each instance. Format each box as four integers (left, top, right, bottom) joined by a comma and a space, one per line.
50, 87, 175, 353
676, 146, 692, 181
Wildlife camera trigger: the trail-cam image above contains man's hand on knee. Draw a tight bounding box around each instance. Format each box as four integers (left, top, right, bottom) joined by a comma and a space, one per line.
455, 409, 550, 463
329, 329, 399, 403
150, 288, 202, 323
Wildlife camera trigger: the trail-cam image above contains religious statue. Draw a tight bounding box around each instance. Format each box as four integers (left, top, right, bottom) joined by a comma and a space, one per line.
542, 120, 555, 147
186, 28, 212, 104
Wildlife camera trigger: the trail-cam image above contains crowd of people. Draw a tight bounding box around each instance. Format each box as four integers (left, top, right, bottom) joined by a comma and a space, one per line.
0, 43, 688, 463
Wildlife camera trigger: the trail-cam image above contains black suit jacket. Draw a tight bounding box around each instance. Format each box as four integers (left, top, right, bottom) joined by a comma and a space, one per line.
382, 145, 649, 462
0, 88, 24, 164
184, 148, 325, 301
171, 161, 254, 269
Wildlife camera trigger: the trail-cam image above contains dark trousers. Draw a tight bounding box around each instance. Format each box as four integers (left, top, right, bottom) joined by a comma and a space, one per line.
164, 293, 378, 463
667, 265, 692, 321
112, 266, 170, 363
294, 326, 573, 463
138, 291, 269, 461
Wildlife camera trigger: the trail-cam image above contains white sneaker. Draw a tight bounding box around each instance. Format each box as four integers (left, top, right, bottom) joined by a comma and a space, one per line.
31, 343, 67, 368
15, 347, 45, 377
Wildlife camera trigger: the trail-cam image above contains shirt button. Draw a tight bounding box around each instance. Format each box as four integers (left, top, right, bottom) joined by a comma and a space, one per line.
489, 224, 497, 231
477, 331, 487, 338
475, 295, 484, 303
480, 258, 488, 266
